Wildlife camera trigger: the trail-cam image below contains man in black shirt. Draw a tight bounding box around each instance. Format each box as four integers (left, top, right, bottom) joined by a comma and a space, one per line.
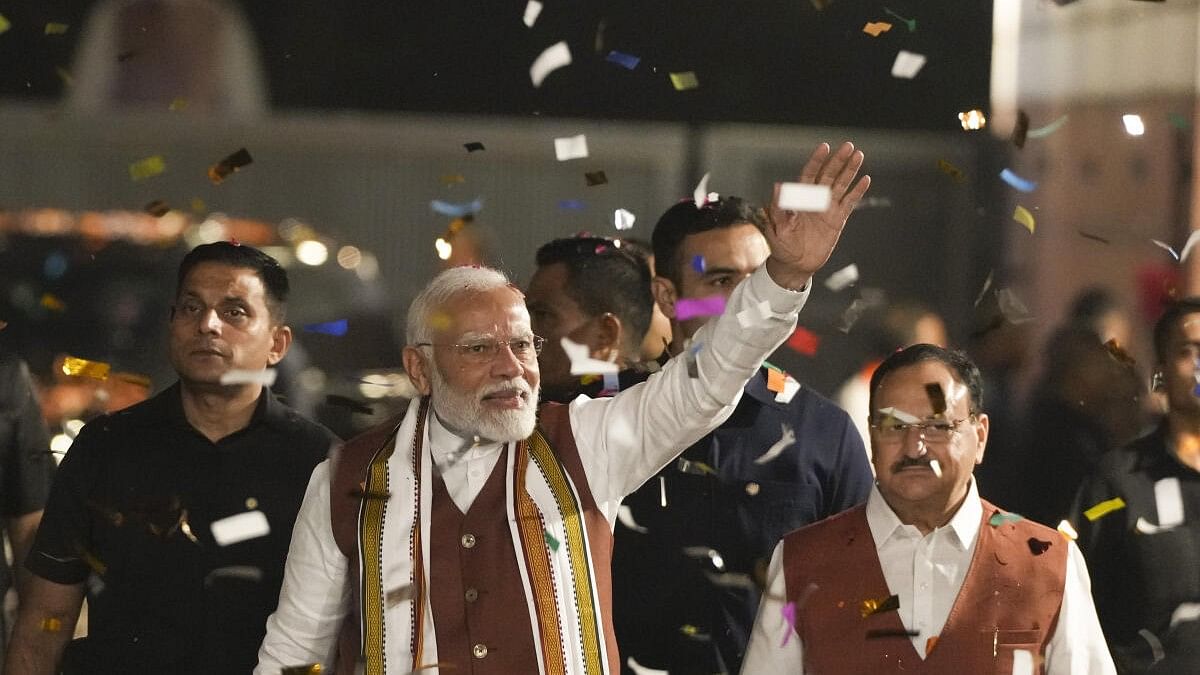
5, 242, 337, 675
0, 349, 56, 665
1074, 297, 1200, 674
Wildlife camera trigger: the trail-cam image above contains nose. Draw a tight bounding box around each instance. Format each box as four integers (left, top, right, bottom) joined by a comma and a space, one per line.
490, 342, 524, 379
901, 427, 929, 458
198, 308, 222, 334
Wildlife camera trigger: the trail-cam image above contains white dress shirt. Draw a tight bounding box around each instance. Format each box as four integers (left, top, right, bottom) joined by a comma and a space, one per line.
256, 266, 810, 674
741, 481, 1117, 674
427, 413, 503, 512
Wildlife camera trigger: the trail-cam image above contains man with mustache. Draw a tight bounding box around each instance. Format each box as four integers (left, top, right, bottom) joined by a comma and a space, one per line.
742, 344, 1115, 674
6, 242, 338, 674
254, 141, 869, 674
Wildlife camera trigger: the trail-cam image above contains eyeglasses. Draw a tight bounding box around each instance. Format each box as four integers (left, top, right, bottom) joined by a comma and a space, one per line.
869, 415, 976, 445
416, 335, 546, 364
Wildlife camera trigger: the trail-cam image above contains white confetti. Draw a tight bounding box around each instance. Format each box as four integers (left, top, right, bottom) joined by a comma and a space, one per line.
617, 505, 648, 533
210, 510, 270, 546
777, 183, 832, 212
824, 264, 859, 292
561, 336, 618, 374
693, 172, 711, 208
626, 657, 670, 675
1170, 602, 1200, 629
614, 208, 636, 231
1152, 239, 1180, 261
1138, 628, 1165, 664
891, 50, 927, 79
204, 565, 264, 586
876, 406, 921, 424
1056, 519, 1078, 541
1181, 229, 1200, 263
928, 459, 942, 477
997, 288, 1035, 324
530, 41, 572, 88
554, 133, 589, 161
219, 368, 277, 386
1011, 649, 1033, 675
754, 424, 796, 465
736, 300, 773, 328
522, 0, 543, 28
774, 376, 801, 404
1154, 477, 1185, 528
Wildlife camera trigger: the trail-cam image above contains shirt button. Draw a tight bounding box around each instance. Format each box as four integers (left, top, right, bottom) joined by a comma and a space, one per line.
473, 643, 488, 659
745, 482, 761, 496
465, 588, 479, 602
461, 533, 477, 549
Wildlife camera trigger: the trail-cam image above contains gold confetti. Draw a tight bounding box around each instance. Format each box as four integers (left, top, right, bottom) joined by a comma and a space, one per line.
862, 21, 892, 37
1013, 205, 1035, 233
281, 665, 322, 675
439, 174, 465, 185
129, 155, 166, 181
55, 67, 73, 87
207, 148, 253, 184
860, 594, 900, 618
958, 109, 987, 131
145, 200, 170, 217
168, 96, 188, 112
40, 293, 66, 311
429, 312, 452, 331
937, 159, 965, 183
112, 372, 151, 388
669, 71, 699, 91
0, 13, 10, 35
1084, 497, 1126, 521
39, 618, 62, 632
62, 356, 111, 381
44, 23, 69, 35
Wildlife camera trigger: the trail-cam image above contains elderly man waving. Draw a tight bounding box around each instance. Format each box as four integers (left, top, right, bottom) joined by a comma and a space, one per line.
255, 142, 870, 675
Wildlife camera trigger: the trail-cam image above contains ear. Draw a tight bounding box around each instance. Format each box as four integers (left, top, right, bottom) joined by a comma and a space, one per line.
591, 313, 623, 361
403, 345, 434, 396
972, 413, 989, 466
651, 276, 679, 321
266, 325, 293, 366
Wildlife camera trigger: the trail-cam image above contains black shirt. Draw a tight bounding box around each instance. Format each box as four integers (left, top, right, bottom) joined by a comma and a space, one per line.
1074, 423, 1200, 674
27, 383, 337, 675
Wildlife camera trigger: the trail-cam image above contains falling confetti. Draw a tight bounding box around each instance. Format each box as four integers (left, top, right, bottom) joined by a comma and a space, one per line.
878, 407, 922, 424
685, 342, 703, 378
303, 319, 348, 336
890, 50, 926, 79
439, 173, 465, 185
626, 657, 669, 675
62, 356, 111, 381
786, 326, 820, 356
464, 141, 485, 152
988, 512, 1024, 527
862, 22, 892, 37
41, 293, 67, 312
544, 530, 560, 552
522, 0, 543, 27
434, 237, 452, 260
606, 51, 640, 70
1079, 231, 1110, 245
780, 601, 798, 646
1012, 205, 1036, 233
280, 666, 323, 675
766, 368, 787, 393
40, 618, 62, 632
558, 199, 586, 211
168, 96, 188, 111
585, 170, 608, 186
1083, 497, 1126, 521
561, 336, 619, 375
614, 208, 636, 230
211, 510, 271, 546
530, 41, 572, 87
0, 13, 10, 35
219, 369, 278, 386
1012, 649, 1034, 675
1125, 113, 1149, 138
929, 459, 942, 477
692, 172, 712, 208
883, 7, 917, 31
958, 109, 987, 131
754, 424, 795, 465
824, 264, 859, 292
774, 376, 801, 404
204, 566, 265, 586
129, 155, 166, 181
44, 23, 69, 35
1012, 110, 1030, 148
675, 295, 726, 321
999, 168, 1037, 193
1154, 477, 1185, 528
144, 200, 170, 217
1180, 229, 1200, 262
1138, 629, 1166, 664
617, 506, 649, 533
860, 594, 900, 618
430, 198, 483, 218
207, 148, 253, 184
1056, 520, 1078, 541
554, 134, 589, 161
1026, 114, 1069, 139
777, 183, 832, 212
1027, 538, 1052, 555
1169, 112, 1190, 131
669, 71, 700, 91
937, 159, 965, 182
691, 254, 706, 274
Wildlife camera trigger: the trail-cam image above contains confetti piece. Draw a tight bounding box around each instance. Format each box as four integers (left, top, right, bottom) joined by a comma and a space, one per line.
325, 394, 373, 415
1027, 538, 1052, 555
530, 41, 572, 87
837, 298, 869, 333
1012, 205, 1036, 233
40, 293, 66, 311
754, 424, 795, 465
685, 342, 702, 379
561, 336, 619, 375
1152, 239, 1180, 260
937, 159, 965, 182
585, 171, 608, 186
219, 368, 278, 386
786, 326, 820, 356
280, 665, 323, 675
554, 134, 589, 161
926, 635, 939, 655
860, 594, 900, 618
55, 67, 73, 87
670, 71, 700, 91
144, 200, 170, 217
464, 141, 485, 153
211, 510, 270, 546
825, 264, 859, 292
1026, 114, 1069, 139
1078, 231, 1110, 245
997, 288, 1034, 324
1170, 603, 1200, 629
999, 168, 1037, 193
863, 628, 920, 640
862, 21, 892, 37
1083, 497, 1126, 521
988, 512, 1024, 527
928, 460, 942, 477
1012, 649, 1034, 675
522, 0, 543, 27
973, 271, 993, 308
736, 300, 772, 328
675, 457, 716, 476
890, 50, 926, 79
775, 376, 800, 404
766, 368, 787, 394
168, 96, 188, 111
692, 172, 712, 208
190, 197, 206, 214
558, 199, 586, 210
0, 13, 10, 35
431, 198, 483, 219
614, 208, 636, 230
925, 383, 947, 415
958, 109, 987, 131
544, 530, 560, 552
303, 319, 348, 336
434, 237, 452, 260
204, 565, 264, 586
1180, 229, 1200, 262
44, 23, 69, 35
62, 356, 111, 381
675, 295, 726, 321
617, 505, 648, 533
883, 7, 917, 31
780, 601, 798, 646
113, 372, 151, 389
1138, 629, 1166, 664
129, 155, 166, 181
626, 658, 669, 675
207, 148, 253, 184
1012, 110, 1030, 148
1154, 477, 1184, 528
777, 183, 832, 212
1169, 112, 1190, 131
439, 173, 465, 185
877, 406, 921, 424
1056, 520, 1078, 541
1103, 339, 1136, 366
606, 51, 640, 70
678, 624, 710, 640
40, 618, 62, 632
691, 254, 706, 274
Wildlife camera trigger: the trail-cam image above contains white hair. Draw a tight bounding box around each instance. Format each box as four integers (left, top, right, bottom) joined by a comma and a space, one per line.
406, 266, 513, 345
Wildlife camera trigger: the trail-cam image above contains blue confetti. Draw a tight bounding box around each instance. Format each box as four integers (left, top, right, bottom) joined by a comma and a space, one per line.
43, 251, 69, 280
999, 168, 1037, 193
605, 51, 641, 70
303, 319, 349, 336
558, 199, 587, 211
430, 198, 483, 218
692, 254, 706, 274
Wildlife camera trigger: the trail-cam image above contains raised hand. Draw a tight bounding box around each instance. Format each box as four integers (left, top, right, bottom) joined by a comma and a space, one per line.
764, 142, 870, 290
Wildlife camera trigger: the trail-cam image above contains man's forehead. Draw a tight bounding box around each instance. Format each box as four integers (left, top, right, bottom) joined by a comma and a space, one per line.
437, 287, 531, 335
181, 264, 263, 295
875, 363, 969, 408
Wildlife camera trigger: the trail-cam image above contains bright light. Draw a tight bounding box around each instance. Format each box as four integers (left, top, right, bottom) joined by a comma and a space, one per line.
50, 433, 72, 456
355, 252, 379, 281
1123, 114, 1145, 136
337, 245, 362, 269
435, 237, 453, 260
958, 109, 987, 131
295, 240, 329, 266
64, 419, 84, 438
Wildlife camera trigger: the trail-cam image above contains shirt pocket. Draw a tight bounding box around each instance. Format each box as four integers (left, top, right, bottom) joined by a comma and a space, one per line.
737, 479, 818, 554
992, 630, 1043, 675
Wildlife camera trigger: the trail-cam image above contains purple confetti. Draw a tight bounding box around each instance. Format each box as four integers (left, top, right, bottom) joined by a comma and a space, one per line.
675, 295, 726, 321
781, 601, 798, 646
558, 199, 587, 211
303, 319, 348, 336
605, 51, 641, 70
692, 254, 706, 274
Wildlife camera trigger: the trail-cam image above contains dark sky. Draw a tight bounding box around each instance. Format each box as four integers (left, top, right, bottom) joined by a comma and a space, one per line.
1, 0, 992, 129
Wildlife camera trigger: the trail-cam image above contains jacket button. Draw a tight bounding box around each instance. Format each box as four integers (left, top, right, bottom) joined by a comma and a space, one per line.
465, 588, 479, 602
461, 533, 476, 549
473, 643, 488, 659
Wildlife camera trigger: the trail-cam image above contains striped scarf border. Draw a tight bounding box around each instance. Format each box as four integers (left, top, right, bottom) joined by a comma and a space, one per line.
514, 438, 568, 674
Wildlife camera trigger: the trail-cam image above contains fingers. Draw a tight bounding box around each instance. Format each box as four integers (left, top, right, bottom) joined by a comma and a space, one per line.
830, 149, 866, 199
815, 142, 856, 186
796, 143, 832, 184
841, 175, 872, 213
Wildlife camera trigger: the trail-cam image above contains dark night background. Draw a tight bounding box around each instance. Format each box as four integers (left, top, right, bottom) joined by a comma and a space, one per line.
0, 0, 993, 128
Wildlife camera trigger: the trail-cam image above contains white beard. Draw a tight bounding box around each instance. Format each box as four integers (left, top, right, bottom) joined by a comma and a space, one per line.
429, 366, 538, 443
